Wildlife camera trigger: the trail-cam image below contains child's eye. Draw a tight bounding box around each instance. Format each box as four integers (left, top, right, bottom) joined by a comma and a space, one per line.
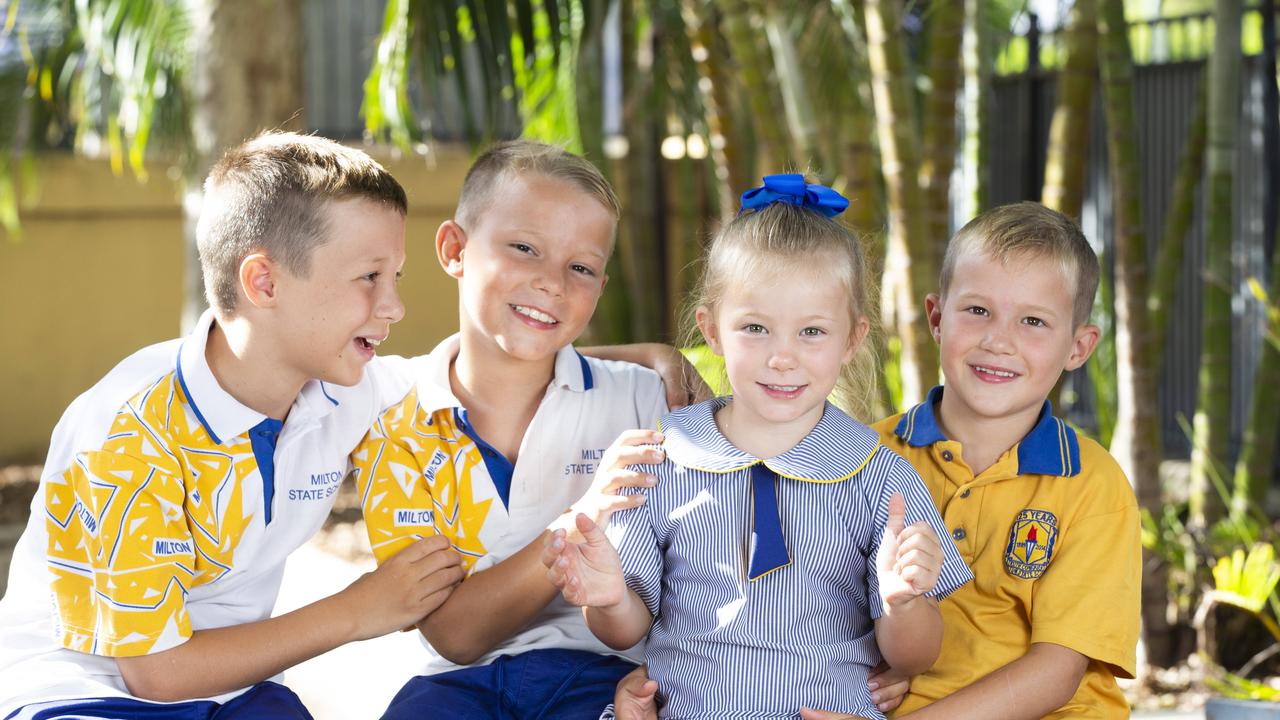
965, 306, 989, 317
1023, 316, 1046, 327
571, 263, 597, 277
743, 323, 767, 335
511, 242, 536, 254
361, 272, 380, 283
800, 327, 826, 337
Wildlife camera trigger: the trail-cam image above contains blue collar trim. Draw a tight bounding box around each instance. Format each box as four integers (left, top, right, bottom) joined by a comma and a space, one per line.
893, 386, 1081, 477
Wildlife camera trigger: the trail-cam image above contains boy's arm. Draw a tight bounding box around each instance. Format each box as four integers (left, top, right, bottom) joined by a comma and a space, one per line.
416, 432, 664, 664
894, 643, 1089, 720
116, 535, 462, 702
578, 343, 708, 407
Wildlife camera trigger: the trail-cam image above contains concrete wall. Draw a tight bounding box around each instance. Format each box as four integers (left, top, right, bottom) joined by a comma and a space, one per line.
0, 148, 471, 463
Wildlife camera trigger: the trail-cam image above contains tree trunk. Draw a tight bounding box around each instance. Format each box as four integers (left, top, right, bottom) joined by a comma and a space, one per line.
862, 0, 938, 406
683, 0, 747, 218
1041, 0, 1096, 220
1191, 0, 1242, 529
184, 0, 304, 330
719, 0, 790, 174
920, 0, 963, 271
1097, 0, 1169, 670
959, 0, 990, 220
763, 3, 819, 168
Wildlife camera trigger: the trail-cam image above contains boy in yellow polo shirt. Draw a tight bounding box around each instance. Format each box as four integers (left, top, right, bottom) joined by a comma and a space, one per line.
865, 201, 1140, 718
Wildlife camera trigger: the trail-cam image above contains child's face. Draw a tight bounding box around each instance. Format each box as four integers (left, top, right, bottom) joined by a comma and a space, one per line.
928, 250, 1098, 428
697, 261, 867, 436
441, 172, 613, 363
272, 197, 407, 387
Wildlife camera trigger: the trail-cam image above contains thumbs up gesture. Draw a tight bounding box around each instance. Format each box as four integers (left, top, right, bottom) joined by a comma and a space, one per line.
875, 493, 945, 609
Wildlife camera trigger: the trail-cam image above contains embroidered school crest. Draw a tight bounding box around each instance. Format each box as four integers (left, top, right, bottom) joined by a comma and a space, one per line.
1004, 508, 1058, 579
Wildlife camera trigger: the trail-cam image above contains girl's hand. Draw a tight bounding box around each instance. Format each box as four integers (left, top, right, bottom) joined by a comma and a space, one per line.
550, 429, 664, 542
543, 513, 627, 607
613, 664, 660, 720
876, 493, 944, 608
867, 661, 911, 713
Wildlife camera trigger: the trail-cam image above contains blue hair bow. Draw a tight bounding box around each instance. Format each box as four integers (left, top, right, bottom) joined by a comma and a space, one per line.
739, 173, 849, 218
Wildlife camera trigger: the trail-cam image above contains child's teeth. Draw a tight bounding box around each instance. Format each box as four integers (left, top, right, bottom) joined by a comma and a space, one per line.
978, 367, 1014, 378
515, 305, 557, 324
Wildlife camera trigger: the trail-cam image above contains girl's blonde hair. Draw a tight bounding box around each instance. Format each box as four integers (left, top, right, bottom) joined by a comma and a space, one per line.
685, 200, 882, 422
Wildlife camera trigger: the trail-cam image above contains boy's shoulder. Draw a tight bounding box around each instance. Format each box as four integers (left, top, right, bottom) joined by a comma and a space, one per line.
44, 335, 185, 479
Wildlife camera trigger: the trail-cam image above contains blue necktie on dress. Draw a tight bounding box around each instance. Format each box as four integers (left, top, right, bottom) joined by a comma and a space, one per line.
748, 464, 790, 580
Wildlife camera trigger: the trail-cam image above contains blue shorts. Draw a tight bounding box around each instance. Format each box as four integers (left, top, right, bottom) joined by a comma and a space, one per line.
5, 681, 312, 720
381, 649, 637, 720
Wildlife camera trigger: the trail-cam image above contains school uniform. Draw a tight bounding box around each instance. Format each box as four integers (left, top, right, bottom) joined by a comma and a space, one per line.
0, 310, 411, 720
352, 334, 667, 719
610, 398, 973, 720
874, 387, 1140, 718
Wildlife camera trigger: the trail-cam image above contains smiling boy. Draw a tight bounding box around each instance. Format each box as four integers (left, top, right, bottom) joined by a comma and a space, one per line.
352, 141, 669, 719
0, 133, 465, 719
868, 202, 1140, 719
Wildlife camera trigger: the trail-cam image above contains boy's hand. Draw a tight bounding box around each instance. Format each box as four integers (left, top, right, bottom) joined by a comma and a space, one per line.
551, 429, 664, 542
340, 534, 464, 640
867, 661, 911, 713
543, 514, 626, 607
876, 493, 944, 609
579, 343, 710, 408
613, 664, 660, 720
644, 343, 711, 408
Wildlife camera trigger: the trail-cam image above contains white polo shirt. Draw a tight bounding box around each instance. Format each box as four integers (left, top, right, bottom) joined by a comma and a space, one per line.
0, 311, 411, 717
352, 334, 668, 676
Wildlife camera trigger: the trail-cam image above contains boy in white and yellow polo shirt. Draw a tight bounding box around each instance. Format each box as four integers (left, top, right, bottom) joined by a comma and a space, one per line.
0, 133, 465, 720
352, 141, 668, 719
868, 203, 1140, 720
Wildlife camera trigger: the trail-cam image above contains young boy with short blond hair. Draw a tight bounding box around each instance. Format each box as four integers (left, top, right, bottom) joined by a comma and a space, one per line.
0, 132, 465, 719
352, 140, 670, 719
868, 201, 1139, 719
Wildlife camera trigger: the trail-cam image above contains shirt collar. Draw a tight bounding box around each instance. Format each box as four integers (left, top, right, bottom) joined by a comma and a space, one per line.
893, 385, 1081, 477
660, 397, 882, 482
175, 310, 338, 446
415, 334, 595, 413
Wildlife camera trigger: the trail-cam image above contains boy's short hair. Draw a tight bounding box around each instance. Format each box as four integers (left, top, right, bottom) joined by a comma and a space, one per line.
454, 141, 620, 230
940, 201, 1100, 326
197, 131, 408, 315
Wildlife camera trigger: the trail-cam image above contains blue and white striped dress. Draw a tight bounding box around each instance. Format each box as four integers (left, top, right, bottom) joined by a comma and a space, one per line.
610, 398, 973, 719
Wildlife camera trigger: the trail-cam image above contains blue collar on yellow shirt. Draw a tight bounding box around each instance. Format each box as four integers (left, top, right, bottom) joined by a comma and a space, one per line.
893, 386, 1081, 478
661, 397, 881, 481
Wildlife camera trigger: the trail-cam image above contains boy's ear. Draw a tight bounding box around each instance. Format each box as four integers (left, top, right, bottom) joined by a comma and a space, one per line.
925, 293, 944, 343
436, 220, 467, 278
1064, 323, 1101, 372
239, 253, 278, 309
694, 306, 724, 355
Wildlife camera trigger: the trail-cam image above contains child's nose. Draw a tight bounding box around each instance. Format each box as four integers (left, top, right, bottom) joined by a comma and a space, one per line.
379, 285, 406, 323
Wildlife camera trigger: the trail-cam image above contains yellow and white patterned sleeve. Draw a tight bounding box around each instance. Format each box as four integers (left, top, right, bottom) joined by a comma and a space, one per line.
46, 447, 195, 658
352, 396, 441, 566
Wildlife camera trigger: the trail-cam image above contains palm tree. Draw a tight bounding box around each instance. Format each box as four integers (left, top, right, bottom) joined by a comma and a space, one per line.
4, 0, 304, 327
1191, 0, 1242, 529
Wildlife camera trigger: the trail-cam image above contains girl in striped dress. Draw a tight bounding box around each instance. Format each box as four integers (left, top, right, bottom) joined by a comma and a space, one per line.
544, 175, 972, 720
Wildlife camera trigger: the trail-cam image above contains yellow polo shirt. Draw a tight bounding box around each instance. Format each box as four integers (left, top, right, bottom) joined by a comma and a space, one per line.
874, 387, 1139, 718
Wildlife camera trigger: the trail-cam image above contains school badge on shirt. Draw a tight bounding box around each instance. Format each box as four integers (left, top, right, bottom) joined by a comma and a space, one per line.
1004, 508, 1058, 579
